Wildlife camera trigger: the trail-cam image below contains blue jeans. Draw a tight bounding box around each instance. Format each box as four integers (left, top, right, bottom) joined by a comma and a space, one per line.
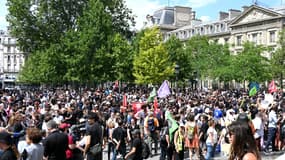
112, 146, 126, 160
265, 127, 277, 151
205, 143, 214, 160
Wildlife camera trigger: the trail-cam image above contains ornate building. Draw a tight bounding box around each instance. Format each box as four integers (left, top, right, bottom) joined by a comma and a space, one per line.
147, 4, 285, 89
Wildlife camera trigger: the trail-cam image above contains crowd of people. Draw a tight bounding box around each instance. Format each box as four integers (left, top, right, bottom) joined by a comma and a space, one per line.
0, 86, 283, 160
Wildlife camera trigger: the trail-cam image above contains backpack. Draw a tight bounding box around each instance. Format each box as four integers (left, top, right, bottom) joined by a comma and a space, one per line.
142, 140, 150, 159
187, 124, 195, 140
147, 118, 156, 132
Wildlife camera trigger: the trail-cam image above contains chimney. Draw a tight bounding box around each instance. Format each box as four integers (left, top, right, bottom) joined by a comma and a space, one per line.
219, 11, 229, 20
242, 6, 249, 12
191, 11, 196, 19
229, 9, 241, 19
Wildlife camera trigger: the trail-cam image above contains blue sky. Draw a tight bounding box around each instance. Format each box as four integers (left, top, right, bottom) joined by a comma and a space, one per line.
0, 0, 284, 31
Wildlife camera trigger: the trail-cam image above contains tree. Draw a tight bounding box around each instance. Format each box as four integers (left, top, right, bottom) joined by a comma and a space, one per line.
185, 36, 212, 80
165, 35, 192, 82
7, 0, 135, 53
14, 0, 136, 85
271, 29, 285, 88
109, 34, 134, 82
133, 27, 174, 84
232, 42, 272, 84
209, 43, 235, 82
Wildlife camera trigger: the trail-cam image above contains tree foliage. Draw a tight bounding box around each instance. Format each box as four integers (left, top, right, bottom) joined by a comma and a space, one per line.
133, 27, 174, 84
165, 35, 192, 81
271, 29, 285, 88
232, 42, 271, 83
12, 0, 135, 84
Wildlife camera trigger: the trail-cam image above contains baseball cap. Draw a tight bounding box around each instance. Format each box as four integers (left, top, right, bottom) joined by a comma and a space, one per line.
59, 123, 71, 129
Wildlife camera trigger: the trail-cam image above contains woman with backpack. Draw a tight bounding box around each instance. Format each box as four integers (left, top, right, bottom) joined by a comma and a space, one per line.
185, 114, 199, 160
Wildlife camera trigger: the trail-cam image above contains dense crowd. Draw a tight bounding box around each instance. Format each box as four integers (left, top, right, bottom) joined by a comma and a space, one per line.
0, 86, 283, 160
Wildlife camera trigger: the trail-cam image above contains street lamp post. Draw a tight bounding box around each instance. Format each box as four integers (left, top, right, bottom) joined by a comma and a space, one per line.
175, 64, 180, 93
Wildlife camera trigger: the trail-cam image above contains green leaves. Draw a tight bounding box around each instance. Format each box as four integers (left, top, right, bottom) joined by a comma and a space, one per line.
13, 0, 135, 85
133, 27, 174, 84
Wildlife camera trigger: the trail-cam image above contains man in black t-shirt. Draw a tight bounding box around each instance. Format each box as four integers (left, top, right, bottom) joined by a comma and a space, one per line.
43, 120, 69, 160
112, 119, 127, 160
84, 112, 103, 160
125, 129, 143, 160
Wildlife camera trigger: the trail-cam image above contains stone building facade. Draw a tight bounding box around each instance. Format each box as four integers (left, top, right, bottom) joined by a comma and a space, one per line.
0, 30, 26, 88
149, 4, 285, 89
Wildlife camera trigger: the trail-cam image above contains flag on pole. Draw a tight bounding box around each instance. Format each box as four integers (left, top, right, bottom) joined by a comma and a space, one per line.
268, 80, 277, 93
165, 110, 179, 142
147, 87, 156, 103
157, 80, 171, 98
249, 86, 257, 96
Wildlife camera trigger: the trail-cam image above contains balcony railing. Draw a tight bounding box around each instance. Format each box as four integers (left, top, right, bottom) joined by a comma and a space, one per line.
2, 40, 17, 46
3, 69, 19, 73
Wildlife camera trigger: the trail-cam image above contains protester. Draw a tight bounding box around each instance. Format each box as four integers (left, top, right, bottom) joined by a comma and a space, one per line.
144, 111, 159, 156
185, 113, 199, 160
84, 112, 103, 160
205, 119, 217, 160
43, 120, 69, 160
24, 127, 44, 160
0, 131, 17, 160
125, 129, 143, 160
174, 123, 185, 160
228, 121, 261, 160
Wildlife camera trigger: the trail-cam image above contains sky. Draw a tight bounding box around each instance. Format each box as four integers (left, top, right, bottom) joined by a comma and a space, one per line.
0, 0, 284, 31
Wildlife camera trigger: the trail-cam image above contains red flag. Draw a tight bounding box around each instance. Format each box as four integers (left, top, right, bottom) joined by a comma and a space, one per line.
123, 94, 127, 107
154, 97, 158, 110
268, 80, 277, 93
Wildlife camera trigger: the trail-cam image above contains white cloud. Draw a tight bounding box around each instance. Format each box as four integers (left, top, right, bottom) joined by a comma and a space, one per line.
187, 0, 217, 8
125, 0, 163, 30
200, 15, 211, 22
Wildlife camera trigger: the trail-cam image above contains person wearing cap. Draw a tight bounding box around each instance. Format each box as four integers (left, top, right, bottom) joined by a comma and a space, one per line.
0, 131, 17, 160
84, 112, 103, 160
59, 123, 76, 160
43, 120, 69, 160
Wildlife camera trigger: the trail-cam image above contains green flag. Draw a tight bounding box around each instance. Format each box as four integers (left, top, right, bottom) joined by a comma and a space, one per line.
249, 86, 257, 96
166, 111, 179, 142
147, 87, 156, 102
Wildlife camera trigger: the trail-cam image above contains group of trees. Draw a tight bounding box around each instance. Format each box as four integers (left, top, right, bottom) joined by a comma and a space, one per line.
6, 0, 285, 87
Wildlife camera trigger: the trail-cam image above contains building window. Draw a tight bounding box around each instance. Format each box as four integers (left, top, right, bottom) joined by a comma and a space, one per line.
224, 38, 229, 43
7, 55, 10, 64
252, 33, 258, 43
7, 47, 11, 53
269, 31, 276, 43
236, 35, 242, 46
14, 56, 17, 66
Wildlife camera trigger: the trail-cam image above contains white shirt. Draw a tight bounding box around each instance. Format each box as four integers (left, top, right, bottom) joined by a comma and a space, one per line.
25, 143, 44, 160
206, 126, 218, 144
252, 116, 264, 139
